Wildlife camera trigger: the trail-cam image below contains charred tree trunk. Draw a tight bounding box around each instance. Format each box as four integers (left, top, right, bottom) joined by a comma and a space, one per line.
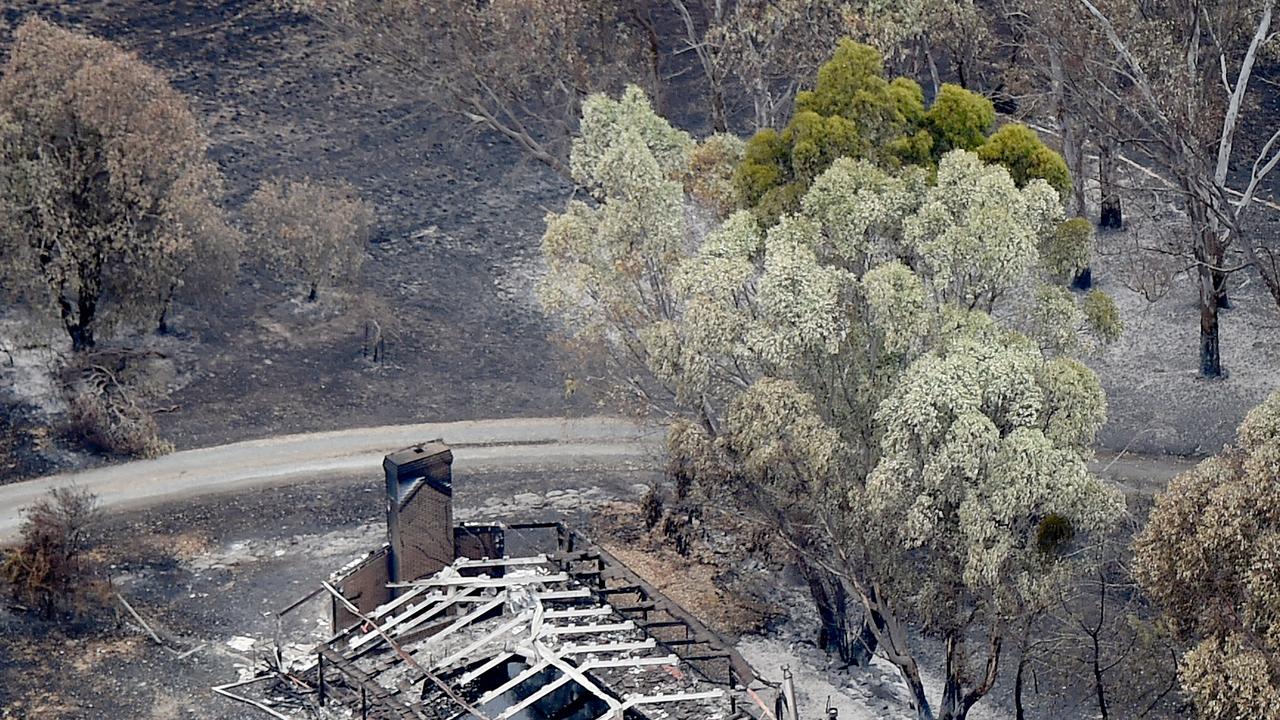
935, 631, 1001, 720
1192, 218, 1225, 378
1012, 614, 1036, 720
157, 279, 180, 335
939, 634, 968, 720
1098, 139, 1123, 230
307, 281, 319, 303
1091, 630, 1109, 720
1014, 655, 1028, 720
629, 8, 665, 117
708, 83, 728, 134
751, 75, 773, 131
797, 556, 875, 667
1198, 269, 1223, 378
903, 661, 934, 720
59, 261, 101, 352
1213, 271, 1231, 310
1049, 43, 1088, 220
922, 37, 941, 98
1047, 42, 1093, 289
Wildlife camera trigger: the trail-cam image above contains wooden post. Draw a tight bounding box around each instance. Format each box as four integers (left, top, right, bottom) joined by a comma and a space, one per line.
317, 652, 326, 706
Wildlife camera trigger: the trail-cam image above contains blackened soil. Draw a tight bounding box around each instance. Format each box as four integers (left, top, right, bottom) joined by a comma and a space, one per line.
0, 466, 656, 719
2, 0, 590, 453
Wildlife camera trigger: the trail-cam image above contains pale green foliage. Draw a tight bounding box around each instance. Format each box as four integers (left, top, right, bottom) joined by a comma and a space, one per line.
724, 378, 843, 489
751, 217, 851, 365
1030, 285, 1122, 360
870, 336, 1117, 572
904, 151, 1063, 308
540, 88, 689, 406
862, 261, 927, 354
1082, 290, 1122, 344
541, 87, 1120, 718
1031, 285, 1086, 356
1135, 391, 1280, 720
801, 157, 920, 266
572, 85, 693, 190
1036, 357, 1107, 451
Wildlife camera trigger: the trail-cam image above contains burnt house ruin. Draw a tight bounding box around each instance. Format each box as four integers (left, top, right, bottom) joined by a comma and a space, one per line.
215, 441, 782, 720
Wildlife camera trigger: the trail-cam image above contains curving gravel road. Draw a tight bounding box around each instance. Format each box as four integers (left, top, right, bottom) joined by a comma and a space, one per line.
0, 414, 1196, 545
0, 416, 663, 544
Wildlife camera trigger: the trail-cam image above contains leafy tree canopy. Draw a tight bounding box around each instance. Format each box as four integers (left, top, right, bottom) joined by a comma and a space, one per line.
541, 87, 1122, 720
0, 17, 233, 351
1135, 391, 1280, 720
734, 39, 1069, 225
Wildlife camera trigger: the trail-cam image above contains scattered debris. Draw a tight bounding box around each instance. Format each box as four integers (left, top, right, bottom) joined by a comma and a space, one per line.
215, 441, 782, 719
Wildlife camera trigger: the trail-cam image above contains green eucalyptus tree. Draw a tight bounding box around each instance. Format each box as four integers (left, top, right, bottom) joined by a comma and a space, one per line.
540, 87, 1123, 720
733, 39, 1072, 227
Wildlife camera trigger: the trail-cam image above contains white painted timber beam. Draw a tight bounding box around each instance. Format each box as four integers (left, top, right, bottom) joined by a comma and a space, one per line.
544, 606, 613, 620
432, 614, 529, 670
349, 586, 479, 650
581, 654, 680, 670
453, 555, 550, 569
593, 689, 727, 720
559, 639, 656, 656
411, 595, 507, 649
532, 588, 591, 601
542, 621, 635, 636
388, 573, 568, 589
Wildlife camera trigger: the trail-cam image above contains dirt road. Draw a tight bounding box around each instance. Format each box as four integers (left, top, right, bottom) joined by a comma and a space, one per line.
0, 416, 662, 543
0, 415, 1197, 544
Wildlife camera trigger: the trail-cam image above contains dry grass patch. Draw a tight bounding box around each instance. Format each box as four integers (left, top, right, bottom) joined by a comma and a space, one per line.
593, 500, 780, 638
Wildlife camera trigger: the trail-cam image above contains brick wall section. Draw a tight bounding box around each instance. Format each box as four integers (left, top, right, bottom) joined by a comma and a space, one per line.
455, 525, 506, 577
331, 545, 391, 632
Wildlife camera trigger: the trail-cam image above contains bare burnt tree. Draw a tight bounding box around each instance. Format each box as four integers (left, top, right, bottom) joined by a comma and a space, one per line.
1071, 0, 1280, 377
299, 0, 652, 180
999, 507, 1185, 720
698, 0, 852, 131
1000, 0, 1097, 220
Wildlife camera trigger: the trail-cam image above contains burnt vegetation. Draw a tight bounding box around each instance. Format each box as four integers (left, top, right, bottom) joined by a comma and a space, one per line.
1, 2, 1280, 720
2, 487, 101, 619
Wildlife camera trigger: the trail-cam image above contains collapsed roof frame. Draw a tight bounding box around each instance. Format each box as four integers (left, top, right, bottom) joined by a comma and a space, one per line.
216, 523, 771, 720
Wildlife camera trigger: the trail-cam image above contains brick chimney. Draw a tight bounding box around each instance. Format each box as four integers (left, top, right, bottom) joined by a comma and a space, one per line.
384, 441, 454, 589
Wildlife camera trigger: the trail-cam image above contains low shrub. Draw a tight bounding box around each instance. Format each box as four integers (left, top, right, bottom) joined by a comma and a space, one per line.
2, 487, 100, 618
